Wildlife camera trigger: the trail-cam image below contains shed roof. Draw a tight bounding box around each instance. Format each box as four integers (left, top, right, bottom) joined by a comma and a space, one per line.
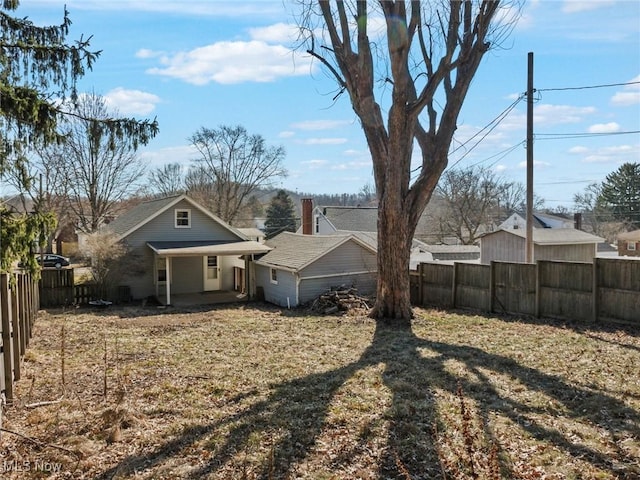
256, 232, 376, 272
482, 228, 604, 245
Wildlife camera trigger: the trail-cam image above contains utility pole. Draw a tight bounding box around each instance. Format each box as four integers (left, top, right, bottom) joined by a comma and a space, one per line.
526, 52, 534, 263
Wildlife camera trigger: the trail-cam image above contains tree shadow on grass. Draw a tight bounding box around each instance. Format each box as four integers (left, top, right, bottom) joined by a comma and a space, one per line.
94, 319, 640, 479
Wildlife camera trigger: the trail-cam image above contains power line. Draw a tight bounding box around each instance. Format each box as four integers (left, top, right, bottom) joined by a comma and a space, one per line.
537, 80, 640, 93
536, 130, 640, 140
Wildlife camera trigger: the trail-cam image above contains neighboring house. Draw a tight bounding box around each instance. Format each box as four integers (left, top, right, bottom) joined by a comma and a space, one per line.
617, 229, 640, 257
102, 194, 270, 304
412, 240, 480, 263
299, 201, 440, 243
254, 232, 377, 308
480, 228, 604, 264
237, 227, 265, 243
499, 211, 575, 231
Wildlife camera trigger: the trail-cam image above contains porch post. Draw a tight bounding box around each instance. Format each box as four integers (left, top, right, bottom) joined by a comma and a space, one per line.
244, 255, 251, 300
165, 256, 171, 305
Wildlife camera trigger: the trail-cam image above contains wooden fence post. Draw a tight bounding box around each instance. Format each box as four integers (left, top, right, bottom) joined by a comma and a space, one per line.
451, 262, 458, 308
592, 258, 599, 323
418, 262, 425, 307
535, 261, 541, 318
489, 261, 495, 313
10, 278, 21, 382
1, 274, 14, 402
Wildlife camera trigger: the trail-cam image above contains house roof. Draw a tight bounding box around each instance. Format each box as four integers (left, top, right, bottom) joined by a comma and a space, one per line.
105, 194, 246, 241
483, 228, 604, 245
237, 227, 264, 239
256, 232, 376, 272
618, 229, 640, 241
147, 240, 270, 257
319, 205, 437, 237
321, 206, 378, 232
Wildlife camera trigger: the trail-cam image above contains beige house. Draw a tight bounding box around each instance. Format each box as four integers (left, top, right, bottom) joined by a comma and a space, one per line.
617, 229, 640, 257
480, 228, 604, 264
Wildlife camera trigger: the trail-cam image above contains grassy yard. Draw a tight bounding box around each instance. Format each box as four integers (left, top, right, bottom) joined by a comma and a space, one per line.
1, 303, 639, 479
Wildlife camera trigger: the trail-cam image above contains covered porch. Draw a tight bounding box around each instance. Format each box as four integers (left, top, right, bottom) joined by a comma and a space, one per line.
147, 240, 271, 306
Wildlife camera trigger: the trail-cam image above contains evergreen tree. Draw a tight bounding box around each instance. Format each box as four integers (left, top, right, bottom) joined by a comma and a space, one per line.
264, 190, 297, 239
0, 2, 158, 272
599, 162, 640, 228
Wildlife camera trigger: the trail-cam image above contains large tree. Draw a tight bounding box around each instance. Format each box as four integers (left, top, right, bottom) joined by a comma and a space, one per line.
41, 93, 148, 233
0, 2, 158, 271
264, 189, 297, 239
188, 125, 287, 225
148, 162, 185, 197
299, 1, 518, 320
435, 166, 515, 244
599, 162, 640, 228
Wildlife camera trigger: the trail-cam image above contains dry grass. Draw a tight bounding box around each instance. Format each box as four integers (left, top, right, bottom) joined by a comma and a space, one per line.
1, 303, 639, 479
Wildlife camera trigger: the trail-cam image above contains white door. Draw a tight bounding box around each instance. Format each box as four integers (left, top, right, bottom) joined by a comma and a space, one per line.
203, 255, 220, 291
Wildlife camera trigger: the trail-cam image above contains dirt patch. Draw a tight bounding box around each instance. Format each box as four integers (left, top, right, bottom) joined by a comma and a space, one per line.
1, 304, 639, 479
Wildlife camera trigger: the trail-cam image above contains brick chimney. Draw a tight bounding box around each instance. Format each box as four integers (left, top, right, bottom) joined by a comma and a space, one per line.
302, 198, 313, 235
574, 212, 582, 230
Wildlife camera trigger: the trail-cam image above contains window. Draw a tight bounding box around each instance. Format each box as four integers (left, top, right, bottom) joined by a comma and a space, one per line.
270, 268, 278, 284
156, 258, 167, 283
175, 209, 191, 228
314, 215, 320, 234
628, 241, 637, 251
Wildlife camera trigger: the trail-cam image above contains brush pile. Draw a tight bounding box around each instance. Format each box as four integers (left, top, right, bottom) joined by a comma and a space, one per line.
308, 285, 372, 314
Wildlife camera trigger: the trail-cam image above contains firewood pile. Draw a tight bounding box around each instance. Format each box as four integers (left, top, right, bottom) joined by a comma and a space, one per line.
308, 285, 372, 315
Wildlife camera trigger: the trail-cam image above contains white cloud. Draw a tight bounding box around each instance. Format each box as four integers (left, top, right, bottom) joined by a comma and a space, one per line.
291, 119, 352, 131
588, 122, 620, 134
248, 23, 298, 43
494, 164, 508, 173
534, 104, 597, 126
576, 144, 639, 164
611, 91, 640, 106
562, 0, 615, 14
104, 87, 161, 115
302, 159, 328, 169
568, 146, 589, 154
138, 144, 196, 169
300, 138, 348, 145
610, 76, 640, 106
146, 41, 315, 85
278, 131, 295, 138
518, 160, 550, 169
135, 48, 163, 59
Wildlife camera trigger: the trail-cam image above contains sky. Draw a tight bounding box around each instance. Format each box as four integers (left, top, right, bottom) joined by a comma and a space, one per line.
7, 0, 640, 209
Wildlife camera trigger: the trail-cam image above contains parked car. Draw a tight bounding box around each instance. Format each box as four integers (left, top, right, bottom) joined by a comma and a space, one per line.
19, 254, 70, 269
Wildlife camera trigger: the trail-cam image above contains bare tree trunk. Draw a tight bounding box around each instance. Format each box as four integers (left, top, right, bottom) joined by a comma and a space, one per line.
371, 199, 414, 321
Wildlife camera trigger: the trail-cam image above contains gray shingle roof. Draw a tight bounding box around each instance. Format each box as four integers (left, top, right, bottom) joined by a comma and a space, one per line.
258, 232, 375, 271
322, 206, 378, 232
106, 195, 183, 238
321, 205, 437, 237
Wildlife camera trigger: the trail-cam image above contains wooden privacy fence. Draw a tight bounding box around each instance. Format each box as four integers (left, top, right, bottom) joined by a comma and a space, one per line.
0, 273, 38, 404
410, 258, 640, 325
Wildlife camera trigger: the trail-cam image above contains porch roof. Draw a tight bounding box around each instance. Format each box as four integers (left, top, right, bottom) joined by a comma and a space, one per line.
147, 240, 271, 257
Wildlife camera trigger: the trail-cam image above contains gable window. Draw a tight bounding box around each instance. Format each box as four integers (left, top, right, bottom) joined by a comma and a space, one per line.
175, 209, 191, 228
628, 241, 637, 251
314, 215, 320, 234
270, 268, 278, 284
